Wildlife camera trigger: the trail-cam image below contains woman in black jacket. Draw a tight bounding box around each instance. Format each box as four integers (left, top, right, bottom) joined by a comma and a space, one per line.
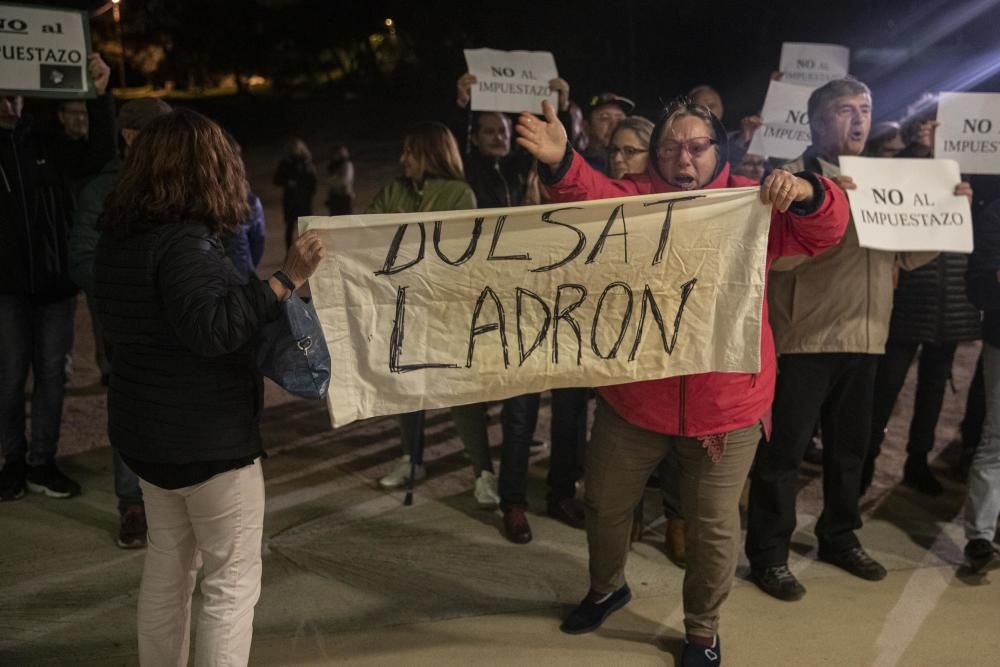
93, 109, 325, 665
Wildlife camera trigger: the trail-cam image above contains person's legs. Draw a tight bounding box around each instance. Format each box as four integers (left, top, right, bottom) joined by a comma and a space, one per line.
26, 297, 75, 466
86, 293, 112, 381
398, 411, 425, 464
676, 423, 760, 640
189, 460, 266, 667
965, 342, 1000, 542
907, 342, 958, 457
816, 354, 878, 554
585, 399, 667, 594
114, 449, 144, 512
961, 351, 986, 460
499, 394, 539, 509
137, 479, 200, 666
548, 388, 588, 501
659, 444, 683, 519
746, 354, 833, 569
0, 296, 32, 468
863, 342, 917, 491
450, 403, 493, 477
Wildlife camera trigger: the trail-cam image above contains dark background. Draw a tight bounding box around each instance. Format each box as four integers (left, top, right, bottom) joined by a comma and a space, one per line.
26, 1, 1000, 137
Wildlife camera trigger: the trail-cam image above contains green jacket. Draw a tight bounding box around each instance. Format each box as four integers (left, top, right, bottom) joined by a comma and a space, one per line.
69, 157, 122, 295
367, 177, 476, 214
768, 149, 937, 355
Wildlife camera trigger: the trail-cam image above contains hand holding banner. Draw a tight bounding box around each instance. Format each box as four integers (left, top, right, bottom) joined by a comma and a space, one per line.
839, 156, 973, 253
463, 48, 559, 114
302, 188, 772, 427
779, 42, 850, 86
934, 92, 1000, 175
0, 2, 93, 98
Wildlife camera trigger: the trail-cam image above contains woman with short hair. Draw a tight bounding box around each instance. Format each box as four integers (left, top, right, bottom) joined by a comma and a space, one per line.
94, 109, 326, 666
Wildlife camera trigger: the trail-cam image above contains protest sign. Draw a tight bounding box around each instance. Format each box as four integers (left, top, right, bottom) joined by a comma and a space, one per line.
934, 91, 1000, 175
0, 2, 92, 98
302, 188, 772, 427
748, 79, 814, 160
779, 42, 849, 85
839, 156, 973, 253
463, 48, 558, 114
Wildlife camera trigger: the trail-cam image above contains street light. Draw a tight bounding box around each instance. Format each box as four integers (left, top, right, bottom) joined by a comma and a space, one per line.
111, 0, 126, 87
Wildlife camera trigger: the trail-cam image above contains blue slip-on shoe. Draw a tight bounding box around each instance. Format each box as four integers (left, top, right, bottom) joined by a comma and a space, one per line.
559, 584, 632, 634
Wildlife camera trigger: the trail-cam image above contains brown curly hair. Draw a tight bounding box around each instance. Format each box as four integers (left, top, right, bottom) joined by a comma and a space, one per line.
101, 109, 249, 235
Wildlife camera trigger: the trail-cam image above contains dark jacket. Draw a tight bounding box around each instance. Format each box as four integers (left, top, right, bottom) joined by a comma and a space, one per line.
968, 200, 1000, 347
462, 149, 533, 209
223, 192, 266, 281
94, 222, 282, 465
1, 93, 117, 302
888, 253, 981, 344
69, 156, 121, 295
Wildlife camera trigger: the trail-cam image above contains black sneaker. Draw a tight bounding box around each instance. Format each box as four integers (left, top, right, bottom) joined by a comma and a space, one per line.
751, 564, 805, 601
0, 457, 27, 501
117, 504, 148, 549
964, 539, 996, 574
25, 462, 81, 498
902, 457, 943, 496
682, 636, 721, 667
818, 546, 887, 581
560, 584, 632, 634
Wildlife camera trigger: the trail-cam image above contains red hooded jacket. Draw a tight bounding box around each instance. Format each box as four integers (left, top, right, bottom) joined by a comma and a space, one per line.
543, 150, 849, 437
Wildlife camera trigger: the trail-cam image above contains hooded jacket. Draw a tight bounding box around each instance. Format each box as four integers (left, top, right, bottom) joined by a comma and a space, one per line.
539, 145, 848, 437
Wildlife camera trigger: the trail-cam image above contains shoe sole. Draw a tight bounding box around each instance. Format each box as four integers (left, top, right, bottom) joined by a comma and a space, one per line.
116, 538, 147, 549
817, 555, 887, 582
25, 481, 76, 498
0, 489, 25, 501
560, 591, 632, 635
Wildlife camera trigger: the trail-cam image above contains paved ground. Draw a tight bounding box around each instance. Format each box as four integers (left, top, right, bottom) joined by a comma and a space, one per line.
1, 138, 998, 665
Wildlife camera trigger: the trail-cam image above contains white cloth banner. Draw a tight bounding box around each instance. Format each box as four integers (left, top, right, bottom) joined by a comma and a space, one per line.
0, 2, 92, 97
748, 80, 815, 160
463, 48, 558, 114
934, 92, 1000, 175
839, 156, 973, 253
779, 42, 850, 86
302, 189, 772, 427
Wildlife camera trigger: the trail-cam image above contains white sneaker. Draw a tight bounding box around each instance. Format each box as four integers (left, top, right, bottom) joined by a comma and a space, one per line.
474, 470, 500, 508
379, 456, 426, 489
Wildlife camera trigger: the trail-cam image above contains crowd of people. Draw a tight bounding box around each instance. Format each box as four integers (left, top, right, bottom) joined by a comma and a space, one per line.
1, 47, 999, 667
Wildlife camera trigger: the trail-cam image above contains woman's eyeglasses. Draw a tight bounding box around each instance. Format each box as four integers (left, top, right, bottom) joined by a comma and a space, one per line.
658, 137, 718, 158
608, 145, 648, 160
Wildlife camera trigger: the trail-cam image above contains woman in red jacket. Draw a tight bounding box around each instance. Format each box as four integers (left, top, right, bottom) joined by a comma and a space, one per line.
515, 98, 849, 667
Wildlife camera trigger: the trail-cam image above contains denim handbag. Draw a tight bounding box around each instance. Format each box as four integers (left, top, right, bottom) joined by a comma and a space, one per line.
255, 295, 331, 399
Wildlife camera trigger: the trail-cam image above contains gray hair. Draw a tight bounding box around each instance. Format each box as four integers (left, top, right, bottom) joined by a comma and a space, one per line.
807, 78, 872, 136
611, 115, 655, 149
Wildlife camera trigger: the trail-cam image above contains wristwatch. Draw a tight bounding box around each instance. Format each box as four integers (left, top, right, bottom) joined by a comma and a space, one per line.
272, 270, 296, 296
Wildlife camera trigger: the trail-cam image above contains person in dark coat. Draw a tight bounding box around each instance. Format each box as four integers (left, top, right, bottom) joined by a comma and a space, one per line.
0, 54, 116, 502
273, 137, 317, 250
93, 109, 326, 664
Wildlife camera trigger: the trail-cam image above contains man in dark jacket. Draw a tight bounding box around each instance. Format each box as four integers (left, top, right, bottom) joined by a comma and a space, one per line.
69, 96, 171, 545
0, 53, 115, 501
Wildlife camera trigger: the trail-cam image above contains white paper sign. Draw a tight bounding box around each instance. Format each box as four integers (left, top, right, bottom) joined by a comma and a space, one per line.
302, 188, 772, 427
779, 42, 850, 86
464, 48, 558, 114
839, 156, 973, 253
0, 2, 92, 97
748, 80, 815, 160
934, 92, 1000, 175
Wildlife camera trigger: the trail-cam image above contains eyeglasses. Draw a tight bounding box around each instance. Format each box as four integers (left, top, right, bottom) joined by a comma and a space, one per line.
658, 137, 717, 158
608, 145, 648, 160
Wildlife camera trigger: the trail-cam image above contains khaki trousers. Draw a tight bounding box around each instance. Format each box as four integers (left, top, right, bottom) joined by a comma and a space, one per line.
585, 399, 760, 638
138, 460, 265, 667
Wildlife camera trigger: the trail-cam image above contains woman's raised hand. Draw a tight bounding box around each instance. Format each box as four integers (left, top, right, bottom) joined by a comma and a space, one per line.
515, 100, 568, 168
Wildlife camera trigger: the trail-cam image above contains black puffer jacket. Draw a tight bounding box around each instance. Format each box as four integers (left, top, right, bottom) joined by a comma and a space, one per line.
888, 252, 981, 344
93, 222, 282, 465
0, 93, 116, 302
968, 200, 1000, 348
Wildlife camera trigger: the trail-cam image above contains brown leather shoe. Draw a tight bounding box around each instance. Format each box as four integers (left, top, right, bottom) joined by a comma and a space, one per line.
665, 518, 687, 568
503, 506, 533, 544
547, 496, 586, 529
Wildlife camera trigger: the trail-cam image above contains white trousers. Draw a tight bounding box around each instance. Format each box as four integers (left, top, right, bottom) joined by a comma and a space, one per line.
137, 459, 265, 667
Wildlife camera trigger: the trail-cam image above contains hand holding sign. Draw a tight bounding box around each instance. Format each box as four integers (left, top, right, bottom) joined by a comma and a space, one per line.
87, 53, 110, 95
515, 99, 567, 167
